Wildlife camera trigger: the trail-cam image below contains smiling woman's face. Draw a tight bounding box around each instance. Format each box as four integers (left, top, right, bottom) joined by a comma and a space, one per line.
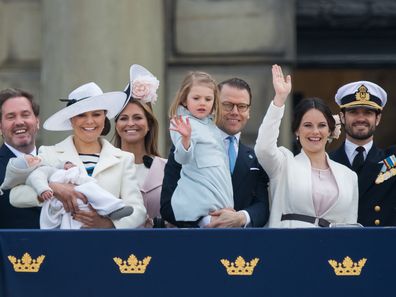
115, 102, 149, 146
296, 108, 331, 155
71, 110, 106, 145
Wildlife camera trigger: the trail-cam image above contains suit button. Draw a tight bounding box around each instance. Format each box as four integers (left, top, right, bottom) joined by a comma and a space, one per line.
374, 205, 381, 212
374, 219, 380, 226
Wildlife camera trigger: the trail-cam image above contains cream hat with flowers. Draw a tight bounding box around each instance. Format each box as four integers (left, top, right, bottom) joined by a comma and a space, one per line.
123, 64, 160, 104
43, 82, 127, 131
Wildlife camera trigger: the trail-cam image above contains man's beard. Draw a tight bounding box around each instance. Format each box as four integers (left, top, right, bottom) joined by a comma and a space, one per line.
344, 123, 376, 140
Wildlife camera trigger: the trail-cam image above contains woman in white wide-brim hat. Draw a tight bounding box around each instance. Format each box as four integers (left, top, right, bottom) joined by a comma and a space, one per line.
113, 64, 168, 228
10, 82, 146, 228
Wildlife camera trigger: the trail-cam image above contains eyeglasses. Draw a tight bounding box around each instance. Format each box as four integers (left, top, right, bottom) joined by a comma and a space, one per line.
222, 102, 250, 112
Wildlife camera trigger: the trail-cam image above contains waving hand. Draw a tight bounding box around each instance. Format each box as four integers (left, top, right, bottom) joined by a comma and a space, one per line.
272, 64, 292, 107
170, 115, 192, 150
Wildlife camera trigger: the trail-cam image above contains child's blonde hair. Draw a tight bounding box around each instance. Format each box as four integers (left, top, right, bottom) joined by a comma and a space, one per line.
169, 71, 221, 124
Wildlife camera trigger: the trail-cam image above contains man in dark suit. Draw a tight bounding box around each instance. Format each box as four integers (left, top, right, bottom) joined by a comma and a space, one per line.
330, 81, 396, 226
161, 78, 269, 228
0, 88, 40, 228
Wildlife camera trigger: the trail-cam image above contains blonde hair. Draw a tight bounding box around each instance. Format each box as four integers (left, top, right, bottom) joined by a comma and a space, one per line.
168, 71, 220, 124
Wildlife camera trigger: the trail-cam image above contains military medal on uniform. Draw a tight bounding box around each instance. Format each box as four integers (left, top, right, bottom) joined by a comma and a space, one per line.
375, 155, 396, 184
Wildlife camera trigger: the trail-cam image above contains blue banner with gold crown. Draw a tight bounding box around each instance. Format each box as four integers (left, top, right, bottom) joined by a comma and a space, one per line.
0, 228, 395, 297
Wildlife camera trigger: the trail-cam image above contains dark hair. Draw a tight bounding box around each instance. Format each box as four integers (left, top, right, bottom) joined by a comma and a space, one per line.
113, 99, 161, 157
292, 97, 335, 142
101, 117, 111, 136
218, 77, 252, 104
0, 88, 39, 120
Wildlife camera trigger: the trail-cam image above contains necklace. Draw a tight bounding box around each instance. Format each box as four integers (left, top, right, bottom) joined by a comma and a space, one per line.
312, 167, 330, 180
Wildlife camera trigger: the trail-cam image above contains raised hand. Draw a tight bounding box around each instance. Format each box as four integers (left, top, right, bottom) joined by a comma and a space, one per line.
272, 64, 292, 107
170, 115, 192, 150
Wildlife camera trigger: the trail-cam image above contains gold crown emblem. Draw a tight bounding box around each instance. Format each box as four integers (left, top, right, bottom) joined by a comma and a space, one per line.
328, 256, 367, 276
220, 256, 259, 276
355, 85, 370, 101
8, 253, 45, 273
113, 254, 151, 274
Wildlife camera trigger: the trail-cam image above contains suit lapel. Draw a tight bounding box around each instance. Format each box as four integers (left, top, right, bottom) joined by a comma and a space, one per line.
331, 143, 351, 169
322, 156, 342, 216
0, 145, 16, 181
333, 143, 384, 196
141, 157, 165, 193
232, 143, 254, 189
53, 136, 85, 168
52, 136, 121, 177
358, 145, 383, 195
0, 144, 16, 159
92, 138, 121, 177
295, 151, 316, 212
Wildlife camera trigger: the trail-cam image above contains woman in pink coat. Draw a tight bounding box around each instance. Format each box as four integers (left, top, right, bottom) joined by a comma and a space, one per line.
113, 64, 167, 228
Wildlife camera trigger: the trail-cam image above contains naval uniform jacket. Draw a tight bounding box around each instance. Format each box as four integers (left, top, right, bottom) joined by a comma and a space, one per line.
330, 143, 396, 226
255, 102, 358, 228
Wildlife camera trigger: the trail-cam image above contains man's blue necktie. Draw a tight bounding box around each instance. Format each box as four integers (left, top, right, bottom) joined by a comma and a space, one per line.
227, 136, 237, 174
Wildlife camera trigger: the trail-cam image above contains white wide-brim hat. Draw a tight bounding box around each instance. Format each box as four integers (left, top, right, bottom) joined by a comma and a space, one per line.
43, 82, 127, 131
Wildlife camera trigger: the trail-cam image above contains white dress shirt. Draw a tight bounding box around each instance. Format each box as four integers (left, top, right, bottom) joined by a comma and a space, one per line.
5, 143, 37, 158
344, 139, 373, 165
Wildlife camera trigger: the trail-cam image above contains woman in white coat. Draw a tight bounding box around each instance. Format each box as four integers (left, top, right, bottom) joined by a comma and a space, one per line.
254, 65, 358, 228
10, 82, 146, 228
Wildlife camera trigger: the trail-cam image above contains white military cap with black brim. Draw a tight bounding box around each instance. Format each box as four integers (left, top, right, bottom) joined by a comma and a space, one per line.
335, 81, 387, 111
43, 82, 127, 131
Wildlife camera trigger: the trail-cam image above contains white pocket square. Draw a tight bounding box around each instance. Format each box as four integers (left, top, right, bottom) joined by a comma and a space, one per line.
250, 167, 260, 171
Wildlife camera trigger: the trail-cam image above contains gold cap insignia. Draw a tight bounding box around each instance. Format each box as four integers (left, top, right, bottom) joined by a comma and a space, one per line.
8, 253, 45, 273
328, 256, 367, 276
220, 256, 259, 276
355, 85, 370, 101
113, 254, 151, 274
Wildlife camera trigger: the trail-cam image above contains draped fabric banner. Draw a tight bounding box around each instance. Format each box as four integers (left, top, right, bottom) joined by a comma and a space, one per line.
0, 228, 393, 297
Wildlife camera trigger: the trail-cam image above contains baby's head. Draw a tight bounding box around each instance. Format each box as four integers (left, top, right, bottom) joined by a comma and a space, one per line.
64, 161, 76, 170
24, 155, 42, 167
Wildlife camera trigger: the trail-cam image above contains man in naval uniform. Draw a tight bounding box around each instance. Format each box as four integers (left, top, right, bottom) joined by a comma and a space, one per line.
330, 81, 396, 226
